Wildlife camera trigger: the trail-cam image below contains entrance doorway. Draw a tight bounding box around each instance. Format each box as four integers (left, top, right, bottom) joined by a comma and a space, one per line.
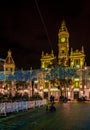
44, 92, 48, 98
74, 92, 79, 99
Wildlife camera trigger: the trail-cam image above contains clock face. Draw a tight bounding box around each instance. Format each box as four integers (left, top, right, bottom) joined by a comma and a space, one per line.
61, 37, 65, 42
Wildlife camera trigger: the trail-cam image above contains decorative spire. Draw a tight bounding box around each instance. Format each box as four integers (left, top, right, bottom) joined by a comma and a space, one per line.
60, 20, 67, 32
41, 51, 44, 56
51, 50, 53, 54
82, 46, 84, 53
8, 49, 11, 57
51, 50, 54, 56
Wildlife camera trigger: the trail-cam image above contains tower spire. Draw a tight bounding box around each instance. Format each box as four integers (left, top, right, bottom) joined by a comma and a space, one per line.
8, 49, 11, 57
60, 20, 67, 32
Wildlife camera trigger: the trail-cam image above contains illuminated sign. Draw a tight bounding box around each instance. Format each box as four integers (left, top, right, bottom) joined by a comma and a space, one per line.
73, 88, 79, 91
75, 78, 79, 81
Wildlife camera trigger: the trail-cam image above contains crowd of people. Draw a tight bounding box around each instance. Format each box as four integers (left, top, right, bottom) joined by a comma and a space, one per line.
59, 95, 68, 103
45, 94, 71, 112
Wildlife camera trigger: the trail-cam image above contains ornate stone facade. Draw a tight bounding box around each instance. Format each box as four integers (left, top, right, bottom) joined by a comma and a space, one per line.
41, 20, 85, 69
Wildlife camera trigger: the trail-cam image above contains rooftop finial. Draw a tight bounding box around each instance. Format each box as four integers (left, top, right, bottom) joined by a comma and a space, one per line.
42, 51, 44, 56
82, 46, 84, 53
8, 49, 11, 57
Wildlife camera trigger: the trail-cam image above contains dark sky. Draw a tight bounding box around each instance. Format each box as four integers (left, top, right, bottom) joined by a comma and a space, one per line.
0, 0, 90, 69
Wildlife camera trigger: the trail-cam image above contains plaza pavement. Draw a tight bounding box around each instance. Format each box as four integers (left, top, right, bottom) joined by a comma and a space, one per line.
0, 101, 90, 130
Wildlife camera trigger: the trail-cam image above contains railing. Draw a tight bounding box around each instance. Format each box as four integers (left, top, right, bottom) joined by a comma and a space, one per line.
0, 99, 46, 116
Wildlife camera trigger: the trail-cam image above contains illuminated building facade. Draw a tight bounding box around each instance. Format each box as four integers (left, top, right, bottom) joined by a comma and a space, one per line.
0, 21, 90, 101
40, 20, 89, 100
41, 20, 85, 69
70, 47, 85, 68
40, 50, 56, 69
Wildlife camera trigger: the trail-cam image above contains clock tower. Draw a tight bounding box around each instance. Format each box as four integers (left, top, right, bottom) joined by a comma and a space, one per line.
58, 20, 69, 66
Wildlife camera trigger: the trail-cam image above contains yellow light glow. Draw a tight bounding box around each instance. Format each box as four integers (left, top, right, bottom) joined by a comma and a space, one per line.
80, 85, 82, 88
84, 85, 86, 88
73, 88, 79, 91
61, 37, 65, 42
75, 78, 79, 81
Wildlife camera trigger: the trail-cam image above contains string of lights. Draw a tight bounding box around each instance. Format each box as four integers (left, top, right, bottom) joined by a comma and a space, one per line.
0, 67, 77, 81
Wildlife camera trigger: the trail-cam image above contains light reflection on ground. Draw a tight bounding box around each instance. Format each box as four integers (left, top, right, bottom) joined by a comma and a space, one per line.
0, 101, 90, 130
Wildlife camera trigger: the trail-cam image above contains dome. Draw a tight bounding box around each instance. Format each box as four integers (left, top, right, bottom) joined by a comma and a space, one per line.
4, 50, 15, 64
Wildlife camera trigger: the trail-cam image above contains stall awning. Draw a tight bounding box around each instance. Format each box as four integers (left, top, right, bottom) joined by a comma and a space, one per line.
44, 88, 60, 92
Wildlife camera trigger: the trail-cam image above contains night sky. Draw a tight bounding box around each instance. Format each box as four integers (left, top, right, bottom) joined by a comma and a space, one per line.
0, 0, 90, 69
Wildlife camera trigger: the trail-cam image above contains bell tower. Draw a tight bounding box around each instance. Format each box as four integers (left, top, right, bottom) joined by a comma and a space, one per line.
58, 20, 69, 66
